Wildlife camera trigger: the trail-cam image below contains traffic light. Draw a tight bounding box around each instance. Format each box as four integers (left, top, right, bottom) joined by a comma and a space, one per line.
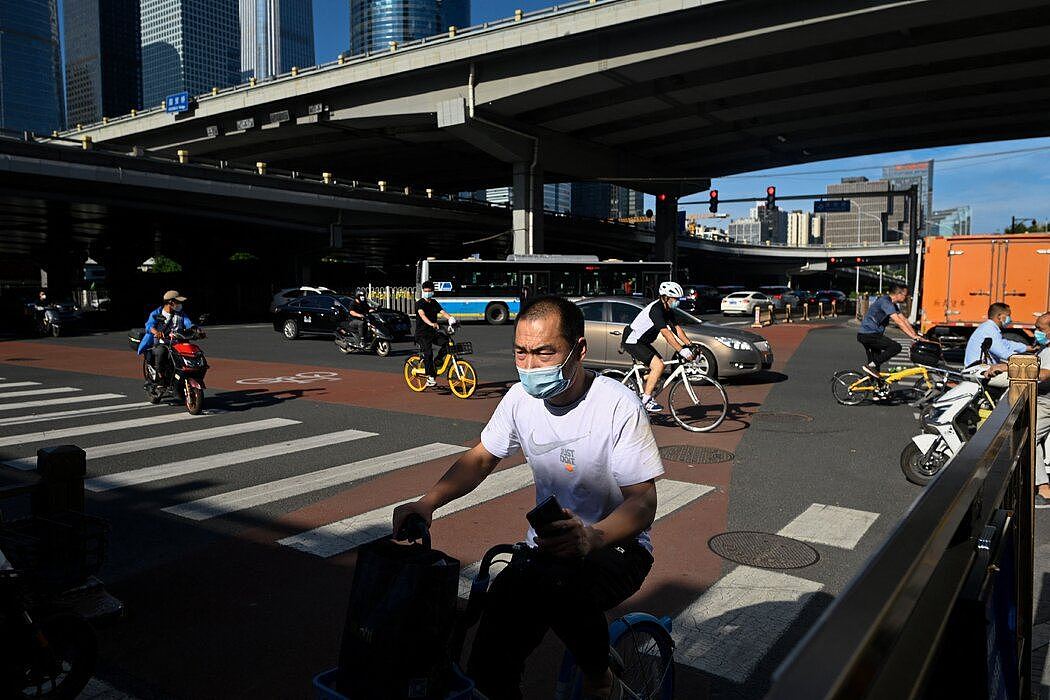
708, 189, 719, 213
657, 193, 668, 202
766, 185, 776, 209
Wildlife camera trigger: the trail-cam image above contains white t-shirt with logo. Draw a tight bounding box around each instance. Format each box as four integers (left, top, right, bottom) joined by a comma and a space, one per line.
480, 375, 665, 552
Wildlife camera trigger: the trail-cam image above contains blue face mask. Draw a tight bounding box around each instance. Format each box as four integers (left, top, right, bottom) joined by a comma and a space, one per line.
422, 291, 434, 299
1001, 315, 1012, 327
517, 341, 580, 400
1036, 330, 1049, 346
668, 299, 680, 310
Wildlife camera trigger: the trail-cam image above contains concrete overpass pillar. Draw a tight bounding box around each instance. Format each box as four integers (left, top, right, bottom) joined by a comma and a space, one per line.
512, 160, 544, 255
654, 194, 679, 268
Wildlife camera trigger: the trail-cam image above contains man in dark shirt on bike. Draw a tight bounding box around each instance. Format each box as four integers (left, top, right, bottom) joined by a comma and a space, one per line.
347, 291, 371, 346
415, 280, 457, 388
856, 283, 924, 381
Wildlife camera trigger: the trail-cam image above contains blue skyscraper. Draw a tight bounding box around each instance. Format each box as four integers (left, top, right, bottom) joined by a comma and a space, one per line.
140, 0, 240, 108
0, 0, 64, 133
349, 0, 470, 55
64, 0, 142, 126
240, 0, 314, 81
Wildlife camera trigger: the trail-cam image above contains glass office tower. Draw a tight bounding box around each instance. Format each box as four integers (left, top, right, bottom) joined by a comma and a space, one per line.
64, 0, 142, 126
240, 0, 314, 81
0, 0, 64, 133
140, 0, 240, 108
349, 0, 470, 55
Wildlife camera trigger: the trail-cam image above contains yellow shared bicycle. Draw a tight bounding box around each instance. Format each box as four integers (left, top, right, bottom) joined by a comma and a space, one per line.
831, 364, 938, 406
403, 325, 478, 399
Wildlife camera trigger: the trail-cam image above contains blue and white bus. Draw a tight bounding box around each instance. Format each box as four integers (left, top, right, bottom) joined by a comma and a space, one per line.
416, 255, 673, 324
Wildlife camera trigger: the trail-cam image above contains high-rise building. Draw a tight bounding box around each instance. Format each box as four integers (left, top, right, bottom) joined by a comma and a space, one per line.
928, 206, 972, 236
818, 176, 910, 247
728, 217, 761, 245
140, 0, 240, 108
349, 0, 470, 55
882, 160, 933, 237
64, 0, 142, 127
571, 183, 644, 220
787, 211, 823, 246
0, 0, 64, 133
749, 204, 788, 244
475, 183, 572, 214
240, 0, 314, 81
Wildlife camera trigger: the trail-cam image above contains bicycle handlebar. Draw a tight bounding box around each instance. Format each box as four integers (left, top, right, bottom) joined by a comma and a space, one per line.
393, 513, 431, 548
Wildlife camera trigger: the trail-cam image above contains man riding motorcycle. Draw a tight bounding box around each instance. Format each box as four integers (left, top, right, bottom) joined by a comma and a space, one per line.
136, 290, 201, 380
346, 291, 371, 346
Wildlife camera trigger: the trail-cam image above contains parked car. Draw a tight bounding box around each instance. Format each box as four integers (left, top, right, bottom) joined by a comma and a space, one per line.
720, 291, 771, 317
269, 286, 338, 314
272, 294, 412, 342
813, 289, 847, 309
681, 284, 721, 313
576, 297, 773, 378
717, 285, 746, 297
758, 286, 801, 310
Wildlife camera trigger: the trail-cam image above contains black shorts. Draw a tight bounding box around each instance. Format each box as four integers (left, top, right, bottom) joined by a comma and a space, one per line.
625, 342, 658, 366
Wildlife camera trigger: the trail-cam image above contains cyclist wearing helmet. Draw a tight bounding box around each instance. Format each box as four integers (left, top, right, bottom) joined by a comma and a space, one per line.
624, 281, 693, 413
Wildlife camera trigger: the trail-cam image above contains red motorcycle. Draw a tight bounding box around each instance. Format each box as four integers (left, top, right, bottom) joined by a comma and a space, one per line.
143, 324, 209, 414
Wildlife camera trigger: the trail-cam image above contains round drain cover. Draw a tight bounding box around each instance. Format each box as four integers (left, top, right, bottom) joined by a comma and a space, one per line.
751, 412, 813, 424
708, 531, 819, 569
659, 445, 734, 464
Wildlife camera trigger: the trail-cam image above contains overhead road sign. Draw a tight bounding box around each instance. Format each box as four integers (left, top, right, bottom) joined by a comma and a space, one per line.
814, 200, 851, 213
165, 92, 191, 113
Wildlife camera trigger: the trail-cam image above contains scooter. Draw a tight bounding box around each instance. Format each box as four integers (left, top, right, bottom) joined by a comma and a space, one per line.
334, 314, 396, 357
143, 321, 209, 414
900, 338, 996, 486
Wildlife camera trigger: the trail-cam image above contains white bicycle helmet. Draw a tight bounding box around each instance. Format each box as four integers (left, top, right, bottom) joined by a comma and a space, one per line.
658, 281, 684, 298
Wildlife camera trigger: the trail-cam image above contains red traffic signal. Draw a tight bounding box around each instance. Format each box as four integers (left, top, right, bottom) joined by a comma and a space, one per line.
708, 189, 719, 213
657, 193, 668, 202
765, 185, 776, 209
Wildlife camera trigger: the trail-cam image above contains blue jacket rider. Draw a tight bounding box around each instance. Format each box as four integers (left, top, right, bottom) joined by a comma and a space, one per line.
137, 291, 195, 376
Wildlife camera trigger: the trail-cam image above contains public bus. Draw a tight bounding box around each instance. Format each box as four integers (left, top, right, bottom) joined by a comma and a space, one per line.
415, 255, 673, 324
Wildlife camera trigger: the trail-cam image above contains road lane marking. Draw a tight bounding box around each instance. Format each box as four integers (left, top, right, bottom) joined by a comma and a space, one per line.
777, 503, 878, 550
0, 394, 125, 412
0, 402, 156, 427
5, 418, 299, 471
670, 566, 824, 682
0, 387, 80, 400
457, 479, 717, 598
163, 443, 468, 520
0, 382, 41, 389
0, 411, 211, 448
279, 464, 535, 558
85, 428, 377, 492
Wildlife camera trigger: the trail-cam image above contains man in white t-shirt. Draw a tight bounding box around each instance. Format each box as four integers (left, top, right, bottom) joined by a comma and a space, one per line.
392, 296, 663, 700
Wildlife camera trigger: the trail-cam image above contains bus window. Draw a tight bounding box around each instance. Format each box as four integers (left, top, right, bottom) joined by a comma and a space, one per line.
549, 270, 580, 296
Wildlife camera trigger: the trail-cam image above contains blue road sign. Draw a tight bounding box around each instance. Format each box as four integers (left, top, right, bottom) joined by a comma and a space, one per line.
165, 92, 190, 113
814, 200, 851, 213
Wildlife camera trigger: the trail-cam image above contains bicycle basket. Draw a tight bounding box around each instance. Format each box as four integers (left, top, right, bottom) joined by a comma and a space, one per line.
452, 341, 473, 356
0, 511, 108, 591
909, 340, 941, 366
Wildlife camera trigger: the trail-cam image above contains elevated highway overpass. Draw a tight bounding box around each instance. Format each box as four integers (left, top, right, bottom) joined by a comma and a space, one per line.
55, 0, 1050, 255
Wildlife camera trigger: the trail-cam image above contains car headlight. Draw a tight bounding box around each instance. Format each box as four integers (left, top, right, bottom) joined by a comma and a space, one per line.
713, 336, 753, 351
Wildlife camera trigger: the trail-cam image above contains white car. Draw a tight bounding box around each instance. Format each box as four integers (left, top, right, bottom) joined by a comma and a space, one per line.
721, 291, 771, 316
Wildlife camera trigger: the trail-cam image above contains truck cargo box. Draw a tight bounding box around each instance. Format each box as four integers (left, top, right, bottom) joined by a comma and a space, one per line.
920, 234, 1050, 338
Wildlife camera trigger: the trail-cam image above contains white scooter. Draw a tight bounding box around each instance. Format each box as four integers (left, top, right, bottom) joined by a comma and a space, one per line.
900, 338, 997, 486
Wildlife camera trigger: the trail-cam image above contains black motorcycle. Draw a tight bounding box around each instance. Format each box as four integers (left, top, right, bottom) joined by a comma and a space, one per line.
335, 313, 396, 357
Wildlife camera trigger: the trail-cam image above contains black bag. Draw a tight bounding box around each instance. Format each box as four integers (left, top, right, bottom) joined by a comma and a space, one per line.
336, 529, 460, 699
910, 340, 942, 366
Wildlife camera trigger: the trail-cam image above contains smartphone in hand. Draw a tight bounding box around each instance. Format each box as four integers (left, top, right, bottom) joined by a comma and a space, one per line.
526, 495, 567, 536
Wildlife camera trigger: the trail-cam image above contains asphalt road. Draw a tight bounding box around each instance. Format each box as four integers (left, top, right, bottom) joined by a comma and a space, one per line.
0, 318, 947, 699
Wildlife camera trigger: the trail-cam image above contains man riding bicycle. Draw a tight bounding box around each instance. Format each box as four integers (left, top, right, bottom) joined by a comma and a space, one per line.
624, 281, 694, 413
392, 296, 663, 700
856, 282, 924, 383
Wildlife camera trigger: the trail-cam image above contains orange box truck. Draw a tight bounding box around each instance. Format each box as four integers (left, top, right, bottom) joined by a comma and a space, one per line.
919, 234, 1050, 344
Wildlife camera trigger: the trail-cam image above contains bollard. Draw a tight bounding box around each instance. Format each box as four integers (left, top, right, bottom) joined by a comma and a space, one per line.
177, 149, 189, 164
322, 172, 333, 184
338, 55, 345, 65
76, 123, 83, 131
784, 304, 793, 323
448, 25, 457, 38
389, 41, 398, 52
831, 300, 838, 317
81, 135, 92, 150
426, 188, 434, 199
249, 76, 257, 87
751, 305, 763, 328
33, 445, 86, 516
131, 108, 137, 116
766, 304, 775, 325
403, 186, 411, 195
515, 9, 523, 20
801, 303, 810, 321
817, 301, 826, 319
256, 161, 267, 175
212, 86, 218, 96
291, 66, 298, 76
102, 117, 109, 124
378, 180, 387, 192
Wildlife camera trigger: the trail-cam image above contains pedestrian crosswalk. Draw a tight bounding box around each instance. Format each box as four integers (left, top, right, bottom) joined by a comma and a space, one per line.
0, 372, 885, 687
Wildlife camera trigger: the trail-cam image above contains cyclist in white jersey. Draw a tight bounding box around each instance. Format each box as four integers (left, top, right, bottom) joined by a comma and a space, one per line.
393, 295, 663, 700
624, 281, 694, 413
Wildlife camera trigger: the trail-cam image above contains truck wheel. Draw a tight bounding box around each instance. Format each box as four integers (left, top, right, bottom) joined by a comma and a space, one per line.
485, 303, 509, 325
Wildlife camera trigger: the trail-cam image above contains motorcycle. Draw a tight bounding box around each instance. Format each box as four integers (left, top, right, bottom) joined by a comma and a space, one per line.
28, 302, 81, 338
334, 313, 397, 357
900, 338, 996, 486
143, 322, 209, 414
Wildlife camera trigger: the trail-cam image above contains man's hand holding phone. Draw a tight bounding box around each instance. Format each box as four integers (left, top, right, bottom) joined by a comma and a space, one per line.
528, 495, 602, 559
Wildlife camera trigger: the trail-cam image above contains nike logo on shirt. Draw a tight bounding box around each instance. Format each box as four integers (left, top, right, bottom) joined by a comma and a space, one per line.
527, 432, 590, 455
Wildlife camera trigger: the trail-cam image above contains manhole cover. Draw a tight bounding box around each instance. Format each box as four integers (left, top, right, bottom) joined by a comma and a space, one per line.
659, 445, 734, 464
708, 531, 820, 569
751, 412, 814, 424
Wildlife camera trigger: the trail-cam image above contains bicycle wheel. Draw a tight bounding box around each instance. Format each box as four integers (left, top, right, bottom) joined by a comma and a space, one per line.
609, 616, 675, 700
448, 359, 477, 399
403, 354, 427, 392
830, 370, 870, 406
668, 375, 727, 432
600, 369, 641, 395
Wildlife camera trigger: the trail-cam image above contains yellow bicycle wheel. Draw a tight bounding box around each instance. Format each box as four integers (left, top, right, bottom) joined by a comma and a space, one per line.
404, 354, 427, 392
448, 359, 477, 399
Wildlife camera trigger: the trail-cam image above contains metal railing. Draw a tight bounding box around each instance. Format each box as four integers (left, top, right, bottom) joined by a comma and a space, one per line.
767, 353, 1041, 699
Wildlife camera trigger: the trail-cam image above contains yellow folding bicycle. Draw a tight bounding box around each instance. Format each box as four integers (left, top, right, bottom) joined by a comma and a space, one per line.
403, 325, 478, 399
831, 364, 937, 405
